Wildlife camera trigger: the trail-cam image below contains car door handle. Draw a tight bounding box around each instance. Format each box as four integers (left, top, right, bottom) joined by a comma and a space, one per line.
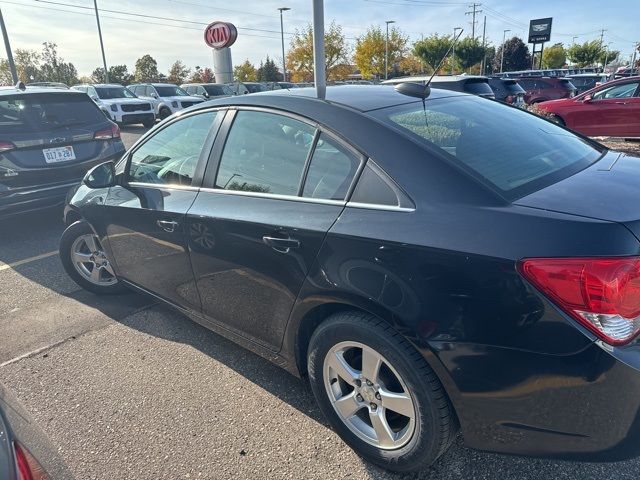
262, 236, 300, 253
156, 220, 179, 233
614, 101, 629, 105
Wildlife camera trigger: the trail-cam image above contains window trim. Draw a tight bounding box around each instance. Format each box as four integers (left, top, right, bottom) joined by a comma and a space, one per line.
121, 107, 227, 189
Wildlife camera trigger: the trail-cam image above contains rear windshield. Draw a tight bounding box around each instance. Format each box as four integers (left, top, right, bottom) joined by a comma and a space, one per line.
204, 84, 232, 96
463, 81, 494, 96
95, 86, 136, 99
245, 83, 267, 93
155, 85, 188, 97
558, 79, 577, 90
0, 93, 106, 133
501, 80, 526, 93
371, 96, 603, 199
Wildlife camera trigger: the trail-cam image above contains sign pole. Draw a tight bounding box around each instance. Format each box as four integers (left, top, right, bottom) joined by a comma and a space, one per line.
0, 7, 17, 84
312, 0, 326, 99
93, 0, 109, 83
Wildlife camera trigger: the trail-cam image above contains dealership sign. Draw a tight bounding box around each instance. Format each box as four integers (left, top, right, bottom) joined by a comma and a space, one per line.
204, 21, 238, 49
528, 18, 552, 43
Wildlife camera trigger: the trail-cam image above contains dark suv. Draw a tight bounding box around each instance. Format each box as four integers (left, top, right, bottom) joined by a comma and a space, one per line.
487, 77, 526, 106
383, 75, 495, 99
514, 76, 577, 104
0, 85, 125, 219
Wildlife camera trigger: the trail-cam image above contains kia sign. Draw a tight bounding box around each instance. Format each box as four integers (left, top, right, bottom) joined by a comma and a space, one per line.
204, 21, 238, 49
528, 17, 552, 43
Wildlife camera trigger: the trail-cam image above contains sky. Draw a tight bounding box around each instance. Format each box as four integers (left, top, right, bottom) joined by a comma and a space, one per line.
1, 0, 639, 77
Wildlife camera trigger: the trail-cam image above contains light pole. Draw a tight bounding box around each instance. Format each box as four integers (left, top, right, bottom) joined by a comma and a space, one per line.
385, 20, 395, 80
603, 42, 612, 71
93, 0, 109, 83
500, 29, 510, 73
278, 7, 290, 82
451, 27, 462, 74
0, 8, 17, 84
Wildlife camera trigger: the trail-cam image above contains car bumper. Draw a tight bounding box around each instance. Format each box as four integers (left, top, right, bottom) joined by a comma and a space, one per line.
116, 113, 155, 125
432, 340, 640, 461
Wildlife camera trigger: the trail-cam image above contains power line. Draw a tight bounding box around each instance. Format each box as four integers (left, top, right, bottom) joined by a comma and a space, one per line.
465, 3, 482, 40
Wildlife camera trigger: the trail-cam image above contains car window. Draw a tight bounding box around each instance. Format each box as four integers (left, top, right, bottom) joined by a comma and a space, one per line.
372, 95, 603, 199
128, 111, 219, 186
95, 86, 136, 99
155, 85, 189, 97
302, 133, 361, 200
350, 161, 411, 208
215, 110, 316, 195
88, 86, 97, 97
592, 82, 639, 100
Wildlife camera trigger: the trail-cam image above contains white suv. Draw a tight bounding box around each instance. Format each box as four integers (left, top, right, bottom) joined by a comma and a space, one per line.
72, 84, 155, 127
128, 83, 204, 120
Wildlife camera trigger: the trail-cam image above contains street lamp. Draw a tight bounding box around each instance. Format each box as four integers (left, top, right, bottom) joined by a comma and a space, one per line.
385, 20, 395, 80
278, 7, 291, 82
500, 29, 510, 73
451, 27, 462, 74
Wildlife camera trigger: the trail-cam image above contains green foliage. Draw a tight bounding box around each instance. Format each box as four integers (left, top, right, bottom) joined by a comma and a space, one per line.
493, 37, 531, 72
167, 60, 190, 85
567, 40, 602, 67
454, 37, 486, 71
233, 60, 257, 82
134, 54, 159, 82
39, 42, 78, 85
354, 25, 409, 78
599, 49, 620, 67
413, 34, 452, 71
257, 56, 280, 82
542, 43, 566, 69
92, 65, 132, 84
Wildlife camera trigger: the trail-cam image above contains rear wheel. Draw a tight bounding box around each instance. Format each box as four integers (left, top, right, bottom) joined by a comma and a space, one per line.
59, 221, 128, 295
158, 107, 171, 120
307, 311, 457, 472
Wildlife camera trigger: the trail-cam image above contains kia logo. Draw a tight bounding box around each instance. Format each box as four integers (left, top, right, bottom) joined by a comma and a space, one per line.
204, 22, 238, 49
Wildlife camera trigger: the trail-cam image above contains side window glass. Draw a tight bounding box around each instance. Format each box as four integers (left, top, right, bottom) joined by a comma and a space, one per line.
215, 111, 316, 195
128, 111, 219, 186
350, 162, 412, 208
302, 133, 361, 200
593, 82, 639, 100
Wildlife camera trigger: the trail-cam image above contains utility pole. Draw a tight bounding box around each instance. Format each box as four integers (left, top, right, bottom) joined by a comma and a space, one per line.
599, 29, 606, 46
500, 29, 510, 73
632, 43, 638, 75
0, 7, 18, 84
312, 0, 325, 98
278, 7, 291, 82
93, 0, 109, 83
385, 20, 395, 80
480, 15, 486, 74
465, 3, 482, 40
451, 26, 463, 74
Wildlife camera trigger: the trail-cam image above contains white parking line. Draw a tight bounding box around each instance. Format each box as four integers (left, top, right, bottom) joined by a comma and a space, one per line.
0, 251, 58, 272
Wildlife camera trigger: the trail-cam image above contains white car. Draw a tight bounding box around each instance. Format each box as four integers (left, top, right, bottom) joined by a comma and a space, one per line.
181, 83, 234, 100
129, 83, 204, 120
72, 84, 155, 127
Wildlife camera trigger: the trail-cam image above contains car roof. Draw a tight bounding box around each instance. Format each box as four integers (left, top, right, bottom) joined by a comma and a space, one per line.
566, 73, 607, 78
0, 86, 87, 97
200, 85, 464, 113
382, 75, 488, 85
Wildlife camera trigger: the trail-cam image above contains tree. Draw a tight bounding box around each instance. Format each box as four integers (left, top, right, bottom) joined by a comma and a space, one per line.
454, 37, 486, 71
493, 37, 531, 72
482, 46, 496, 74
167, 60, 190, 85
39, 42, 78, 85
542, 43, 566, 69
134, 54, 159, 82
201, 67, 214, 83
399, 54, 425, 76
567, 40, 602, 67
286, 21, 350, 82
599, 49, 620, 67
92, 65, 132, 84
233, 60, 257, 82
354, 26, 408, 79
257, 56, 280, 81
413, 34, 452, 72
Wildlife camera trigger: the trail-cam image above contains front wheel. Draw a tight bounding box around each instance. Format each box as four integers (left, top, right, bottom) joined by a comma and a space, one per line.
307, 312, 457, 472
59, 221, 128, 295
142, 118, 156, 128
549, 114, 565, 126
158, 107, 171, 120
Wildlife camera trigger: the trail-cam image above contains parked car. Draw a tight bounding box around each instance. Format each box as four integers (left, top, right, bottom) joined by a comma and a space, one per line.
181, 82, 234, 100
538, 76, 640, 137
513, 76, 577, 104
128, 83, 204, 120
0, 85, 125, 219
26, 81, 69, 89
565, 73, 611, 94
487, 77, 526, 106
0, 382, 74, 479
382, 75, 495, 99
72, 84, 155, 127
60, 85, 640, 473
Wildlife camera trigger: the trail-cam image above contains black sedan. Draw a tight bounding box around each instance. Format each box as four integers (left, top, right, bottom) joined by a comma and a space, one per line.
59, 85, 640, 472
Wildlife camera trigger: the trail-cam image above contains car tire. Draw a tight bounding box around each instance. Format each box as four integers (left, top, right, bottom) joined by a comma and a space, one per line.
159, 107, 171, 120
307, 311, 457, 472
142, 118, 156, 128
59, 221, 128, 295
549, 114, 565, 126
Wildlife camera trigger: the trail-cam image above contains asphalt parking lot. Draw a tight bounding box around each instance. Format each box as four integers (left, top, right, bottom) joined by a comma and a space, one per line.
1, 127, 640, 479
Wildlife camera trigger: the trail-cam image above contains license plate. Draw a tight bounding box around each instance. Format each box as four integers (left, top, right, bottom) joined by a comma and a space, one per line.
42, 146, 76, 163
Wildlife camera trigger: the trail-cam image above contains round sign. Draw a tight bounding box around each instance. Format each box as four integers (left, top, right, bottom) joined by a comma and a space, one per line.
204, 22, 238, 49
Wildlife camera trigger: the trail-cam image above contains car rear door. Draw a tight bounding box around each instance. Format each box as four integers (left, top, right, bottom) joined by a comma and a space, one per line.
101, 108, 225, 311
186, 108, 363, 350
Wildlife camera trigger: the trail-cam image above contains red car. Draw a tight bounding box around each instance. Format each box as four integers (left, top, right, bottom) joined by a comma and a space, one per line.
538, 76, 640, 138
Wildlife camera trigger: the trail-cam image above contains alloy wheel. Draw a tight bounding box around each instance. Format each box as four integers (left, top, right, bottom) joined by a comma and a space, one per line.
70, 234, 117, 286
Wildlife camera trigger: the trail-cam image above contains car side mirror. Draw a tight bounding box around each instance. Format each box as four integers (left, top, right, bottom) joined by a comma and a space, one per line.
83, 161, 116, 188
583, 94, 593, 103
151, 92, 158, 99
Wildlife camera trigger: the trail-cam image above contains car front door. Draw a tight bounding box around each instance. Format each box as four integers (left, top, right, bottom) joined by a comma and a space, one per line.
186, 109, 363, 350
574, 81, 640, 136
101, 108, 225, 311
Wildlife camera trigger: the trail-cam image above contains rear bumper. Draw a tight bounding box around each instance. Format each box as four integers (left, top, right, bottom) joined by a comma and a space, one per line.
432, 340, 640, 461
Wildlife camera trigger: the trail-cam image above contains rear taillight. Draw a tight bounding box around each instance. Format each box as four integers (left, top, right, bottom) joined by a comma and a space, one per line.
94, 124, 120, 140
519, 257, 640, 346
0, 141, 15, 153
14, 441, 48, 480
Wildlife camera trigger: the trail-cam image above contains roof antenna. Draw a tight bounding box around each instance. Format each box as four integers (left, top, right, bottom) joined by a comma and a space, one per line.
394, 28, 464, 100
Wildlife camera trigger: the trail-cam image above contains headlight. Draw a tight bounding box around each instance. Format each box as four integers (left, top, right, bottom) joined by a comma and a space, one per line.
110, 104, 118, 112
171, 101, 178, 108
